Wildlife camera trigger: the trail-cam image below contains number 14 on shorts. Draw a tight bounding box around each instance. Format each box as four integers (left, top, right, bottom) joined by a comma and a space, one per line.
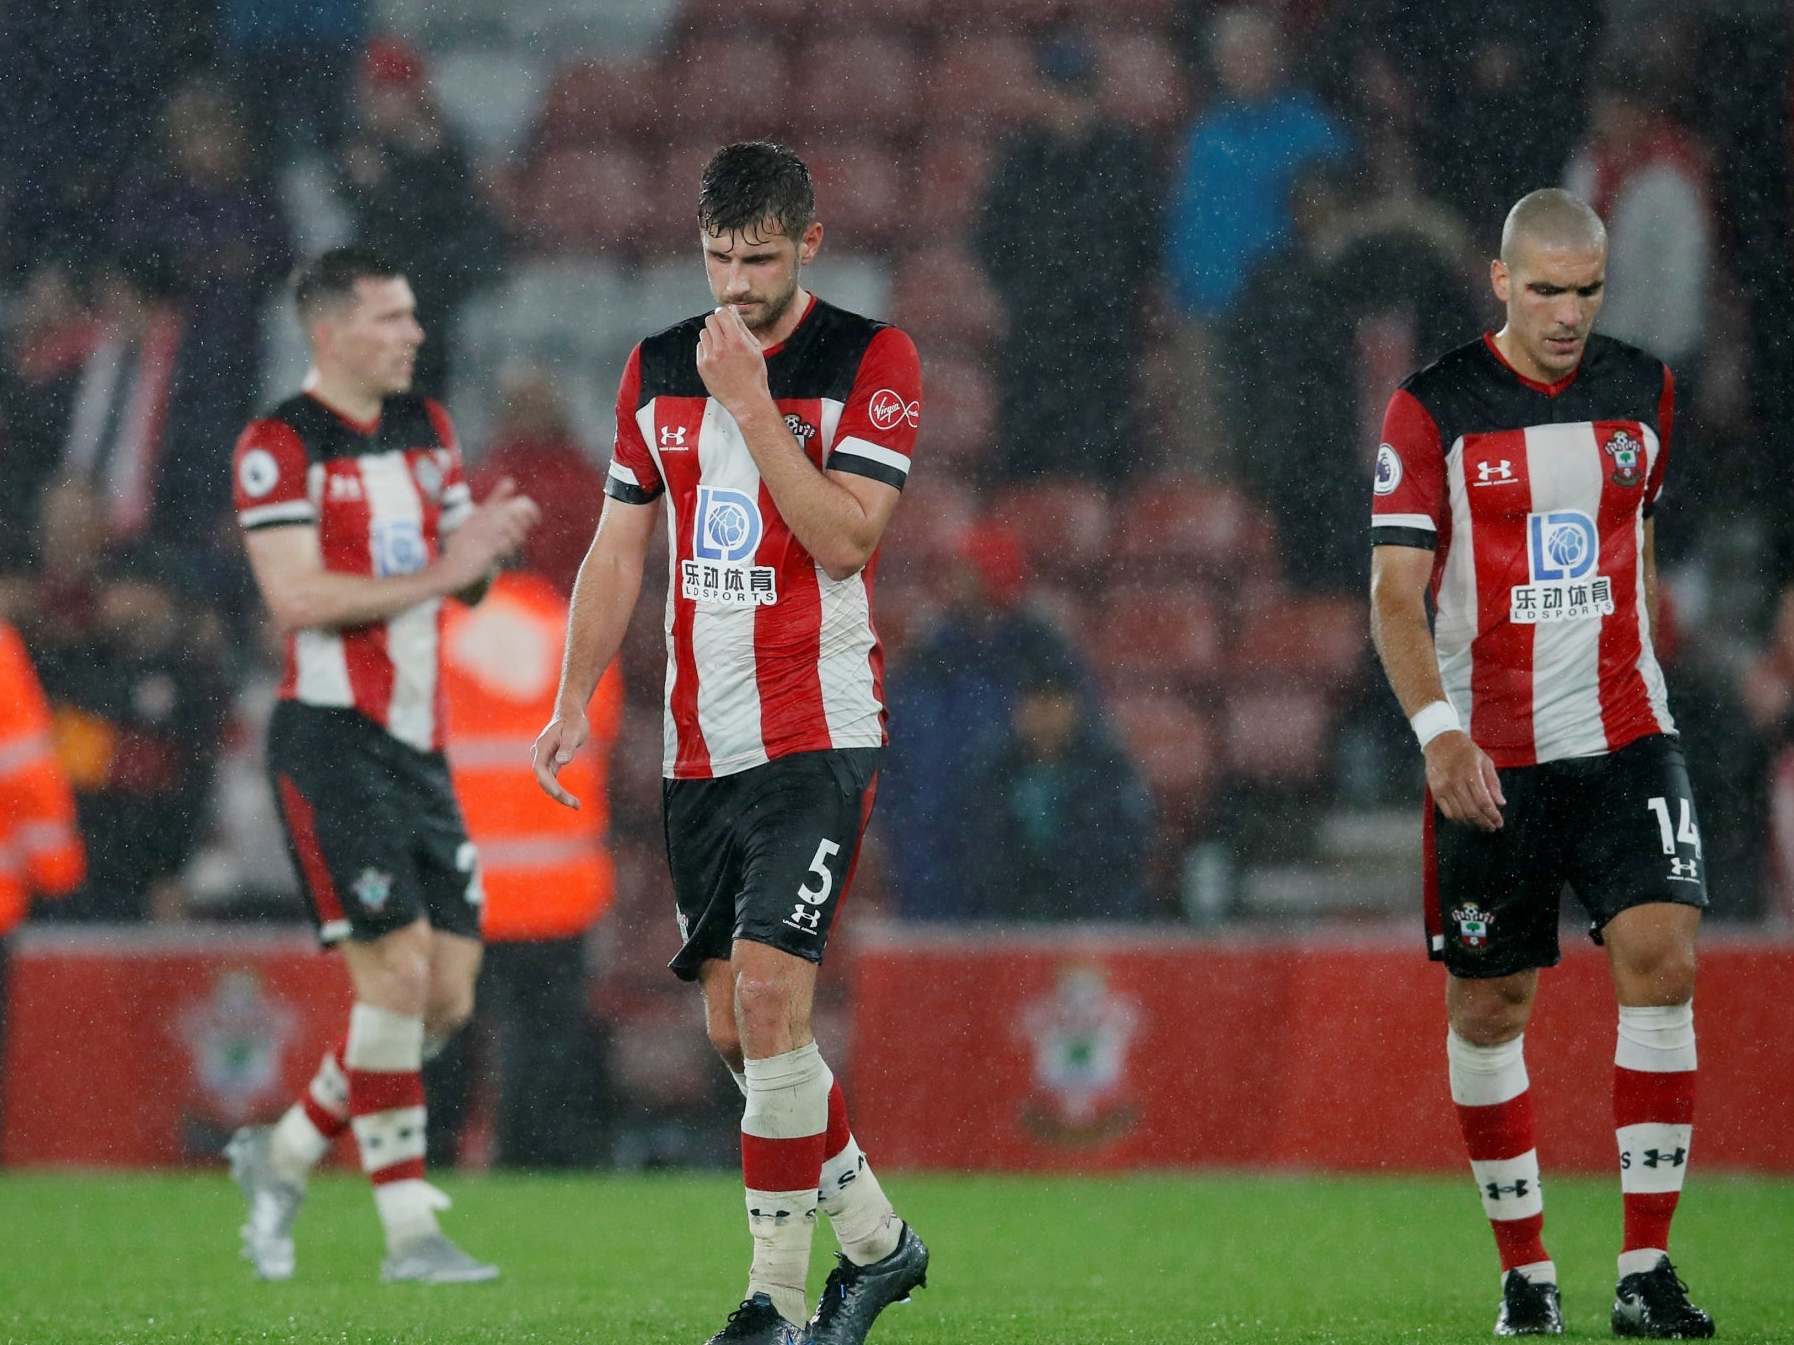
1646, 795, 1702, 883
784, 838, 841, 936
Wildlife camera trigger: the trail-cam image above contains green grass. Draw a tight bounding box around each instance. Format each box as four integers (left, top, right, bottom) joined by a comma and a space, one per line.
0, 1170, 1786, 1343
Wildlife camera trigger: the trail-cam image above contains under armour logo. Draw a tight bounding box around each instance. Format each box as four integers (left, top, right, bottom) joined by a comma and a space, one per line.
660, 425, 688, 448
1485, 1179, 1530, 1200
1642, 1147, 1687, 1169
1478, 460, 1513, 482
1670, 858, 1698, 880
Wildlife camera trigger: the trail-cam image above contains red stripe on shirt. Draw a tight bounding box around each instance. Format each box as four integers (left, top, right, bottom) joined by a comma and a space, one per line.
1464, 430, 1537, 766
1594, 420, 1654, 752
661, 401, 711, 777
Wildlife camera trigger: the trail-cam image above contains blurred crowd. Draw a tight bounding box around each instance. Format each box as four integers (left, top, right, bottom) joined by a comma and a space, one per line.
3, 0, 1794, 955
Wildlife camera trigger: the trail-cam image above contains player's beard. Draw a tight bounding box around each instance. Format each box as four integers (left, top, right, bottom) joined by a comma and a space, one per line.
737, 274, 799, 334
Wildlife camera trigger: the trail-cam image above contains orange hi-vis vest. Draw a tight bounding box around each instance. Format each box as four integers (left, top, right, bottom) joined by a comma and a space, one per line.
0, 621, 85, 933
441, 571, 622, 942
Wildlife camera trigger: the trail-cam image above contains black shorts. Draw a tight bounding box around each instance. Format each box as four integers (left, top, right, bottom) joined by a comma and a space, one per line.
1426, 733, 1708, 978
662, 748, 881, 982
267, 702, 483, 946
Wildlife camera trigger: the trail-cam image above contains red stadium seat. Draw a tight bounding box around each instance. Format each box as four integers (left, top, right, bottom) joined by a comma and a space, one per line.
910, 351, 997, 469
516, 147, 652, 254
665, 37, 792, 140
637, 141, 719, 253
922, 35, 1041, 131
1095, 33, 1190, 135
876, 475, 980, 579
1229, 594, 1368, 692
888, 246, 1004, 348
911, 136, 995, 234
1222, 687, 1334, 784
796, 33, 923, 132
533, 59, 656, 151
803, 144, 908, 249
1113, 478, 1278, 578
989, 479, 1112, 579
1109, 691, 1219, 817
808, 0, 933, 25
1093, 583, 1225, 690
676, 0, 810, 30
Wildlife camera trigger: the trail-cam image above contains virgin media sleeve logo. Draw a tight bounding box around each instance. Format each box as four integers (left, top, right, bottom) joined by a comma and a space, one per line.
867, 388, 921, 432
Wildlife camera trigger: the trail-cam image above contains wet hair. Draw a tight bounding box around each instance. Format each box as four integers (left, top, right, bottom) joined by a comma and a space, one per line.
1500, 189, 1606, 265
697, 141, 814, 242
292, 246, 403, 320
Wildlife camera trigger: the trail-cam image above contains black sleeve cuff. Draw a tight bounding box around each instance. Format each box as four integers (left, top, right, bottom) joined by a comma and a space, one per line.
1370, 526, 1438, 551
604, 477, 662, 506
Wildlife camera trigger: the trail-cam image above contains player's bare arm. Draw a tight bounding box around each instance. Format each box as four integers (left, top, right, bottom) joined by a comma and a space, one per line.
246, 480, 538, 633
533, 494, 658, 809
1370, 544, 1506, 832
696, 303, 899, 580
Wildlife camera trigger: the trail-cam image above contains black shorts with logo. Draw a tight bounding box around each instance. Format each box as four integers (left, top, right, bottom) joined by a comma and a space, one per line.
267, 701, 483, 946
1426, 733, 1708, 978
662, 748, 881, 982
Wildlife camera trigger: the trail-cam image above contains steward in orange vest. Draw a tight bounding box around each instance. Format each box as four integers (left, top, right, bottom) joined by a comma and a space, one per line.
429, 570, 621, 1167
442, 569, 622, 938
0, 617, 85, 1138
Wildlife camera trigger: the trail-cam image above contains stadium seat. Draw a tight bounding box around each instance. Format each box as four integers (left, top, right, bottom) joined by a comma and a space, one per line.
888, 246, 1004, 348
1228, 594, 1368, 692
876, 475, 979, 577
803, 143, 908, 250
910, 351, 997, 469
911, 137, 995, 235
665, 37, 792, 140
1113, 478, 1278, 578
677, 0, 809, 28
1093, 583, 1225, 690
795, 33, 923, 133
1222, 686, 1334, 784
922, 34, 1041, 131
515, 147, 652, 254
637, 140, 722, 251
989, 479, 1112, 579
1095, 32, 1190, 135
534, 59, 658, 151
1109, 691, 1219, 818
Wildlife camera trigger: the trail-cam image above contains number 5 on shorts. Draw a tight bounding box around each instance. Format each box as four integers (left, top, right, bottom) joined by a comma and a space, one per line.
784, 838, 841, 935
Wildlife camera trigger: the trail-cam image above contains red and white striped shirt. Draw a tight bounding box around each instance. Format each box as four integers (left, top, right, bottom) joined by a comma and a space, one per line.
1372, 333, 1676, 767
233, 393, 473, 753
605, 296, 922, 779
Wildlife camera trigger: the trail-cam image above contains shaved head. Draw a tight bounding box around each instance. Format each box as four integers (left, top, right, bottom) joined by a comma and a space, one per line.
1500, 189, 1606, 266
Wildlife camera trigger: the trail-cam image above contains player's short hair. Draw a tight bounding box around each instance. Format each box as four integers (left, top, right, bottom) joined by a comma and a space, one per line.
697, 141, 814, 243
1500, 189, 1607, 265
292, 246, 403, 321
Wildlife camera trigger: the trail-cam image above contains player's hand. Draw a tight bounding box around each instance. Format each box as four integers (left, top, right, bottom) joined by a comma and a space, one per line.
1426, 730, 1506, 832
531, 709, 588, 809
695, 304, 772, 419
442, 477, 540, 584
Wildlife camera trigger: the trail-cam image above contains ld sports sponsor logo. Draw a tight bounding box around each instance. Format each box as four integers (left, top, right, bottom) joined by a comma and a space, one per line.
1509, 509, 1615, 625
682, 485, 778, 607
867, 388, 920, 432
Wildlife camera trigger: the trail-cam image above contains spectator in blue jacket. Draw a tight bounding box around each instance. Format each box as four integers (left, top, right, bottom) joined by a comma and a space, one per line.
1164, 5, 1347, 470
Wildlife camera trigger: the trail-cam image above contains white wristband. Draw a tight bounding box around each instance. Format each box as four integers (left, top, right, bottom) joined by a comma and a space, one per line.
1410, 699, 1461, 750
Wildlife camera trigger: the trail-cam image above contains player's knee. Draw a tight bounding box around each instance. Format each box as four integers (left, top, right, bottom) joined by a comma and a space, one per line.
733, 973, 799, 1052
427, 985, 476, 1040
1449, 984, 1531, 1046
707, 1019, 744, 1074
1619, 945, 1697, 1005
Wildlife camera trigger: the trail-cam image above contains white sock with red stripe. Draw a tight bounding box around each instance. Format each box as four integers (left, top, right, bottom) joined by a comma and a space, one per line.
818, 1071, 901, 1266
1448, 1029, 1555, 1287
268, 1041, 350, 1184
741, 1043, 828, 1325
1615, 1003, 1697, 1279
345, 1003, 441, 1252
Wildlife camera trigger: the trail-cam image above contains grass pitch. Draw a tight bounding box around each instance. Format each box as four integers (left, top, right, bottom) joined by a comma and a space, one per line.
0, 1170, 1786, 1344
